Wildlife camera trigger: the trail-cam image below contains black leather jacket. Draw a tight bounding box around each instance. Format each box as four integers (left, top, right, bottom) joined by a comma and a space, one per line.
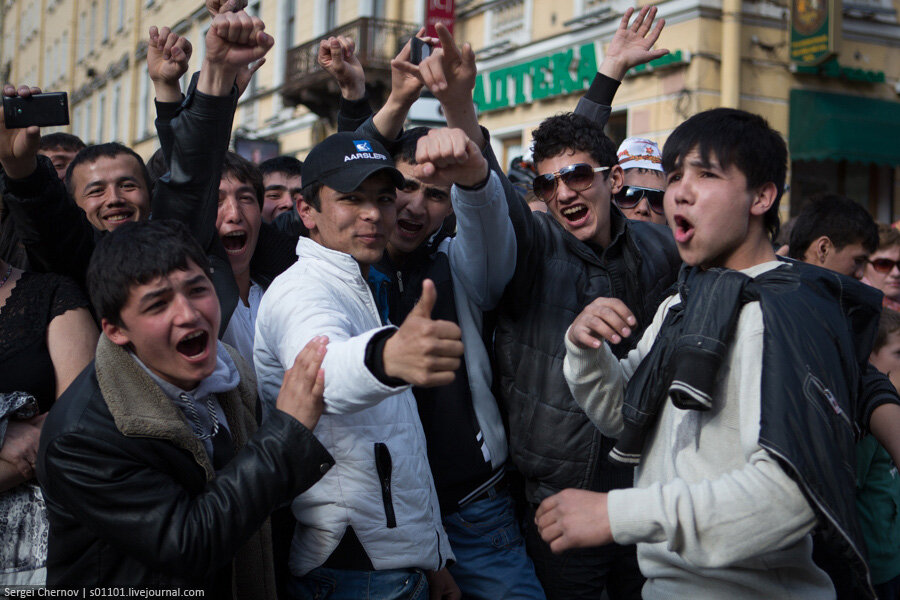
752, 260, 883, 599
36, 343, 333, 593
494, 171, 681, 503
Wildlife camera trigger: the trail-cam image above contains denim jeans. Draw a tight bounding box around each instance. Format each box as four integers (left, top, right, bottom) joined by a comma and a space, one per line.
287, 566, 428, 600
523, 503, 644, 600
443, 490, 546, 600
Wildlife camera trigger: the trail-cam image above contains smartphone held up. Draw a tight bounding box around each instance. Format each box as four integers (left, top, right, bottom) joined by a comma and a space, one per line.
3, 92, 69, 129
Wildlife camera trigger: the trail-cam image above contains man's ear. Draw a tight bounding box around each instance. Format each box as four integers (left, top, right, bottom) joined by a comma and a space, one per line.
297, 199, 318, 231
607, 164, 625, 195
749, 181, 778, 217
813, 235, 835, 264
102, 318, 131, 347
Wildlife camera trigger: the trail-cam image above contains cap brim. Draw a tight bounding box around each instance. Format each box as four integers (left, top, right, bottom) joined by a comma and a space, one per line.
321, 165, 405, 193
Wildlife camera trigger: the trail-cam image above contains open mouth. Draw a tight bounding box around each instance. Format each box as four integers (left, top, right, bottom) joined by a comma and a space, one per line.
103, 210, 135, 226
176, 330, 209, 359
396, 219, 424, 236
221, 231, 247, 255
672, 215, 695, 243
561, 205, 588, 224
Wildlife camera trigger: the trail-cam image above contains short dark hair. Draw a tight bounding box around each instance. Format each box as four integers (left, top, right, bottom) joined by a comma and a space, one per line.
788, 194, 878, 259
531, 113, 618, 171
662, 108, 787, 240
65, 143, 152, 196
393, 127, 431, 165
87, 220, 211, 327
259, 155, 303, 178
874, 309, 900, 353
300, 182, 323, 211
40, 132, 86, 153
223, 152, 264, 209
145, 147, 168, 189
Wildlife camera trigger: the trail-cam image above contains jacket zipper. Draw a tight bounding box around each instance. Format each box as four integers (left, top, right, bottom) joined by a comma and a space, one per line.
397, 270, 404, 293
374, 443, 397, 528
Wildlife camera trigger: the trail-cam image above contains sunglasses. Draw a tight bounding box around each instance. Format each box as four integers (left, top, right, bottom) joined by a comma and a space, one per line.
532, 163, 608, 202
614, 185, 665, 215
869, 258, 900, 274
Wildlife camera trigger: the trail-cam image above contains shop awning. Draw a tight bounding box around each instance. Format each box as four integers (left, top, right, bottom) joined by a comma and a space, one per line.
789, 89, 900, 165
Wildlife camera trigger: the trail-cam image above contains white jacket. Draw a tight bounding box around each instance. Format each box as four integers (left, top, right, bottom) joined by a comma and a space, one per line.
254, 237, 452, 576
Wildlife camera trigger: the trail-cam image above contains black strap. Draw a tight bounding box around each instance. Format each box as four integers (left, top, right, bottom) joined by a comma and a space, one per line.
211, 426, 235, 471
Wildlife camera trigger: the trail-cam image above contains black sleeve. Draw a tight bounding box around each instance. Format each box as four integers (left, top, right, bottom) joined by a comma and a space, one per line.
364, 328, 407, 387
337, 95, 374, 133
151, 85, 236, 253
573, 73, 620, 130
859, 362, 900, 433
0, 155, 96, 286
480, 131, 544, 311
40, 409, 334, 579
154, 94, 186, 167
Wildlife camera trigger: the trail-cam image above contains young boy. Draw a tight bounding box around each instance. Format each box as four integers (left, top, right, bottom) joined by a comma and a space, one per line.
37, 219, 333, 595
542, 108, 880, 598
787, 194, 878, 279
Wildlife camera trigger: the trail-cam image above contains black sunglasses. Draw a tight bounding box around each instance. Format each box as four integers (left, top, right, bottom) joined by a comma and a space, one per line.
532, 163, 608, 202
614, 185, 665, 215
869, 258, 900, 274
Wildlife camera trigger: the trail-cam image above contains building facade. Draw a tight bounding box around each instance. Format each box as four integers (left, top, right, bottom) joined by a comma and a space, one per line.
2, 0, 899, 217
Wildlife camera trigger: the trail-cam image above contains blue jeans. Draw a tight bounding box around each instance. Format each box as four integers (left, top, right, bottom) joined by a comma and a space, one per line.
443, 490, 546, 600
287, 566, 428, 600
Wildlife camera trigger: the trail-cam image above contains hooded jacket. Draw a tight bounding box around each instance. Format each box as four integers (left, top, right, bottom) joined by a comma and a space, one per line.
36, 335, 333, 595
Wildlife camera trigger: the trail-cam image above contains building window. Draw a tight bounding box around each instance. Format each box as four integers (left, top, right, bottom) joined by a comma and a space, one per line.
96, 91, 106, 143
89, 2, 97, 54
282, 0, 295, 50
326, 0, 337, 30
137, 74, 149, 138
117, 0, 125, 31
102, 0, 110, 42
83, 98, 92, 143
484, 0, 531, 50
246, 1, 261, 97
78, 12, 86, 59
111, 83, 121, 142
61, 32, 68, 80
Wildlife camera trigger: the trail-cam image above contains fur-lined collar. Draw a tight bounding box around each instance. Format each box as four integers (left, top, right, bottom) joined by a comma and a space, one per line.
94, 334, 258, 481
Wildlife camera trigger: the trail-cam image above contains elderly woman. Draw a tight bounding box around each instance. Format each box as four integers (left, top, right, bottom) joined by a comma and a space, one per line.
864, 224, 900, 311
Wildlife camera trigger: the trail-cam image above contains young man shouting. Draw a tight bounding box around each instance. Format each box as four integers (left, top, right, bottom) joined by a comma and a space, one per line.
37, 220, 333, 596
543, 108, 882, 599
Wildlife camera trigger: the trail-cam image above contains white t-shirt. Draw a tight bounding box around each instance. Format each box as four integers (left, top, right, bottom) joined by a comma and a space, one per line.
222, 282, 264, 369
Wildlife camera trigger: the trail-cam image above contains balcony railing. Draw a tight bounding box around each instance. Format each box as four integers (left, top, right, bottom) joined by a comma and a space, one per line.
283, 17, 419, 119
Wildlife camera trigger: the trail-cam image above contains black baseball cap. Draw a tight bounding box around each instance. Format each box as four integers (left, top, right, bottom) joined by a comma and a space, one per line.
302, 132, 404, 193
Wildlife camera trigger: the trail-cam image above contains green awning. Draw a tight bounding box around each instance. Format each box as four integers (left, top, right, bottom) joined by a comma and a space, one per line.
789, 89, 900, 165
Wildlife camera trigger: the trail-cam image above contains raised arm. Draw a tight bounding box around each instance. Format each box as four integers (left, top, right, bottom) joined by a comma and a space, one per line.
148, 26, 193, 163
371, 29, 430, 142
575, 6, 668, 127
0, 86, 95, 284
151, 11, 273, 250
416, 23, 484, 149
412, 127, 514, 309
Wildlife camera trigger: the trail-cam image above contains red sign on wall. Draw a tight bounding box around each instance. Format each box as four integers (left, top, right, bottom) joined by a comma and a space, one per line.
425, 0, 455, 38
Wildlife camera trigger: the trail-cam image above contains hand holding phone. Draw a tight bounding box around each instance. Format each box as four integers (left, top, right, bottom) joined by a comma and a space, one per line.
2, 92, 69, 129
410, 37, 432, 65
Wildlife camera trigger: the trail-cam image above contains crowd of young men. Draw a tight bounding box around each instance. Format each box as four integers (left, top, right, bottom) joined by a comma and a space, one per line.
0, 0, 898, 598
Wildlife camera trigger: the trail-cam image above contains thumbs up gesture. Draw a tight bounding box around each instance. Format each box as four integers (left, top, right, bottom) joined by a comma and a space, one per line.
382, 279, 464, 387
